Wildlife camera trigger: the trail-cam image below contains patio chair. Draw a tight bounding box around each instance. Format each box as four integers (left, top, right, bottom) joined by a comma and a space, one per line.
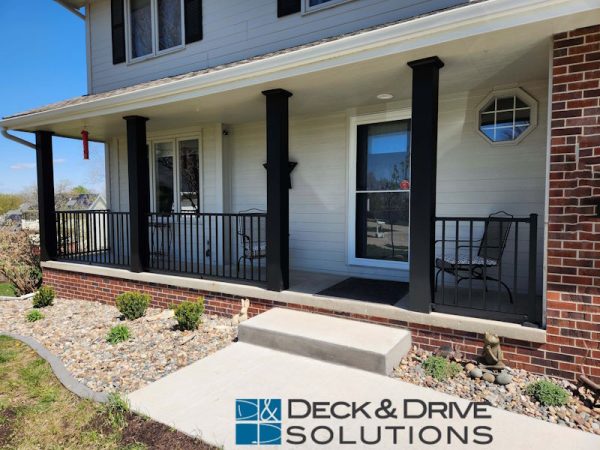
236, 209, 267, 276
435, 211, 514, 303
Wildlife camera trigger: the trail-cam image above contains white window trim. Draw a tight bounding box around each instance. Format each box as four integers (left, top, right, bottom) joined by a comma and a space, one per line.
149, 133, 203, 214
302, 0, 356, 14
347, 109, 412, 271
475, 87, 538, 146
125, 0, 186, 65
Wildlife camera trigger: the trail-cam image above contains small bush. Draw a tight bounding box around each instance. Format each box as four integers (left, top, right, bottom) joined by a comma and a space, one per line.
32, 286, 55, 308
115, 292, 150, 320
105, 393, 130, 430
526, 380, 570, 406
26, 310, 45, 322
106, 325, 131, 344
422, 356, 462, 380
0, 227, 42, 296
173, 298, 205, 331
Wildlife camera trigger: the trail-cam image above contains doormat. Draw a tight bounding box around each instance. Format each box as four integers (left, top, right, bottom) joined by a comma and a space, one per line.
316, 277, 408, 305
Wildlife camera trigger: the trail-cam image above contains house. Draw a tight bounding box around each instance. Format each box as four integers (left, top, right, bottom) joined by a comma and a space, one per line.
0, 0, 598, 381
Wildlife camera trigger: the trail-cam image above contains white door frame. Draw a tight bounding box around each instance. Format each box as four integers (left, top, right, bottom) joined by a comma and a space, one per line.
347, 108, 412, 270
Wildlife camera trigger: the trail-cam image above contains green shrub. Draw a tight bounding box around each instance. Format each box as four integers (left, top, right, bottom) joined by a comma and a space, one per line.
173, 298, 205, 331
105, 392, 130, 430
526, 380, 570, 406
32, 286, 55, 308
422, 356, 462, 380
26, 310, 45, 322
115, 292, 150, 320
106, 325, 131, 345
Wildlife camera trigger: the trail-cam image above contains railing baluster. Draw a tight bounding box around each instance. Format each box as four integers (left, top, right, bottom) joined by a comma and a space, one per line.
514, 222, 519, 310
454, 219, 459, 305
468, 219, 473, 309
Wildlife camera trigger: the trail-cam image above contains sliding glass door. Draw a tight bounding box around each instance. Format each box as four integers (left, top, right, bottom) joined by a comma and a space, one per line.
354, 119, 411, 264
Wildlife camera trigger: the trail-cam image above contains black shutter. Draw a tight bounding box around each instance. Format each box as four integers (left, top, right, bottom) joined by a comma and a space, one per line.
278, 0, 301, 17
111, 0, 126, 64
184, 0, 203, 44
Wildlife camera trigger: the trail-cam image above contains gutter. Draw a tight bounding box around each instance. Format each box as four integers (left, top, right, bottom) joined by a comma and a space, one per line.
1, 128, 35, 150
53, 0, 85, 20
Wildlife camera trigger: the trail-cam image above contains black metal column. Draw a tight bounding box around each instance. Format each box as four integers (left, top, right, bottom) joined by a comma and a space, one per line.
407, 56, 444, 313
263, 89, 292, 291
35, 131, 57, 261
124, 115, 150, 273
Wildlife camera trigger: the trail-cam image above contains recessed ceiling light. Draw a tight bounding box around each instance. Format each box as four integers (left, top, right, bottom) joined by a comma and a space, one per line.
377, 93, 394, 100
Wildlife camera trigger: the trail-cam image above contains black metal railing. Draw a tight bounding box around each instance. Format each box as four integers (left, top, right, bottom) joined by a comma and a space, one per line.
55, 210, 130, 267
433, 213, 540, 324
148, 211, 267, 282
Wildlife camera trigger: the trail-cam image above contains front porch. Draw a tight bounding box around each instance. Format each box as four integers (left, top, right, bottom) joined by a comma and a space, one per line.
25, 14, 558, 328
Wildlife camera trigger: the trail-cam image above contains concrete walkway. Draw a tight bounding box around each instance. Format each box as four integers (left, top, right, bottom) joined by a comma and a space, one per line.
128, 343, 599, 450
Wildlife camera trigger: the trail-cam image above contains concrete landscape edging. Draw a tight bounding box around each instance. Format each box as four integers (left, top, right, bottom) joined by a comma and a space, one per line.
0, 292, 35, 302
0, 331, 109, 403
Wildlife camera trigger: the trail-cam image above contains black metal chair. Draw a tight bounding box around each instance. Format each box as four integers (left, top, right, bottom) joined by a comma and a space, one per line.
236, 209, 266, 276
435, 211, 514, 302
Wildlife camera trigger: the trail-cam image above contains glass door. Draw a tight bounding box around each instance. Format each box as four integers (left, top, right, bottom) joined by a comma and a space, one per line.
355, 120, 411, 264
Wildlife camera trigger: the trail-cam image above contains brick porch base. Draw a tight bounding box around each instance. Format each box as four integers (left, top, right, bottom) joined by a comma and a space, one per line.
43, 267, 598, 381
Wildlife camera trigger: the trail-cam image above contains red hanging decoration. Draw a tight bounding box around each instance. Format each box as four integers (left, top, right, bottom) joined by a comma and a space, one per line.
81, 130, 89, 160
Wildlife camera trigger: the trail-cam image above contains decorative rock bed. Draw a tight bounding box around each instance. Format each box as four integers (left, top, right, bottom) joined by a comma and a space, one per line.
393, 347, 600, 435
0, 298, 237, 393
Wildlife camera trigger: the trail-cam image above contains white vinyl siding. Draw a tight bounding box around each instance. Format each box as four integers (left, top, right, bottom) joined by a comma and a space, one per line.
88, 0, 467, 93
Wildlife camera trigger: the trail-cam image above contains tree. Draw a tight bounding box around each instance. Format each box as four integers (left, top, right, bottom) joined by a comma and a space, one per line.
72, 185, 89, 195
0, 194, 23, 215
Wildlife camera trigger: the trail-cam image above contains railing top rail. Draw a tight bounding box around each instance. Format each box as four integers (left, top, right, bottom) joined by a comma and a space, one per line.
435, 215, 536, 223
148, 212, 267, 217
55, 209, 113, 214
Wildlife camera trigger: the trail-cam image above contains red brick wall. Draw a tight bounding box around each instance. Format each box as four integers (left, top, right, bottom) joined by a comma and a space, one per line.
43, 266, 596, 381
547, 25, 600, 379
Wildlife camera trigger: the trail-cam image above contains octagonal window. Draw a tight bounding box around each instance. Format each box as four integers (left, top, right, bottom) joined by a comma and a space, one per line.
477, 88, 537, 145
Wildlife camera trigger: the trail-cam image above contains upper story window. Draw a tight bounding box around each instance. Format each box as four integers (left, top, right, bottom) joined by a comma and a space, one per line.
128, 0, 184, 61
111, 0, 202, 64
476, 88, 538, 145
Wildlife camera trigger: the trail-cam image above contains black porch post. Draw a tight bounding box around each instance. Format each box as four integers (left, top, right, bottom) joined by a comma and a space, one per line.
407, 56, 444, 313
124, 115, 150, 273
263, 89, 292, 291
35, 131, 57, 261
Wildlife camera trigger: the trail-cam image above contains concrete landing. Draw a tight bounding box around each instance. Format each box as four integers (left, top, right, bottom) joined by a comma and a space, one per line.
237, 308, 411, 374
127, 342, 599, 450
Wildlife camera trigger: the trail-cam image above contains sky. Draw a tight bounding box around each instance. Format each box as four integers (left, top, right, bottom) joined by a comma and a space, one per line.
0, 0, 105, 196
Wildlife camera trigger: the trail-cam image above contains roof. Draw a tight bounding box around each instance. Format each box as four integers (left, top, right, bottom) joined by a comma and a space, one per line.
55, 193, 105, 211
4, 1, 473, 121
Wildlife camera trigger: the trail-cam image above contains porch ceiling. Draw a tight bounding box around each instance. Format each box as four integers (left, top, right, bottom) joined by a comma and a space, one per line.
3, 6, 596, 141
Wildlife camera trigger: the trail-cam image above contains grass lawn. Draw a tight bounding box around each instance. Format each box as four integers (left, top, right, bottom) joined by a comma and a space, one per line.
0, 283, 15, 297
0, 335, 217, 449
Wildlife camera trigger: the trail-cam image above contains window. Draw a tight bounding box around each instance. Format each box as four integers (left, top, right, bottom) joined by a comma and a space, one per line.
127, 0, 184, 61
112, 0, 202, 64
151, 137, 201, 213
477, 88, 538, 145
349, 112, 412, 268
303, 0, 354, 13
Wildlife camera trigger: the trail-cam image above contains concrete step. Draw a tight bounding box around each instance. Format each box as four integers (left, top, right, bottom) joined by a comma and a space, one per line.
237, 308, 411, 375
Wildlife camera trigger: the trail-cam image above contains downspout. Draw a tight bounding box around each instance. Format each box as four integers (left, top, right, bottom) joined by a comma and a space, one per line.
1, 128, 35, 150
53, 0, 86, 20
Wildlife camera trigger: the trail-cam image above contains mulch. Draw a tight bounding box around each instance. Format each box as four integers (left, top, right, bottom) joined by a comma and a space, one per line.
120, 413, 218, 450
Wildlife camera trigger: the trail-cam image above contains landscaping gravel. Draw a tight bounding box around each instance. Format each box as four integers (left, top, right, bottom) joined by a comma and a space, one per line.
0, 298, 237, 393
393, 347, 600, 435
